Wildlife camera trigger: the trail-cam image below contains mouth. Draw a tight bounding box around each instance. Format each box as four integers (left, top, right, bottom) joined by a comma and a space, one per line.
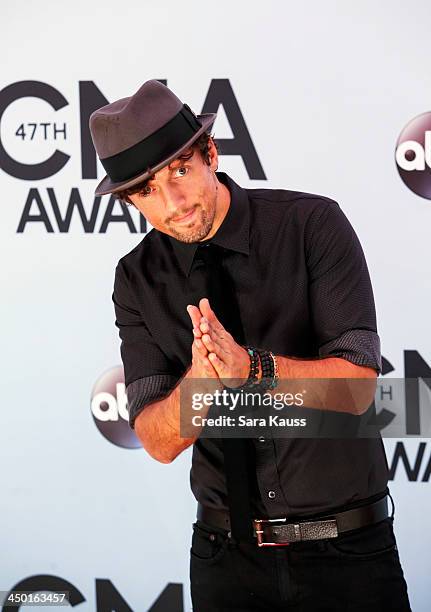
171, 208, 197, 225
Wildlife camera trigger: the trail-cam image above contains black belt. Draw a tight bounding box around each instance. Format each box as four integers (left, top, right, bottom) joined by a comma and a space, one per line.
197, 495, 390, 546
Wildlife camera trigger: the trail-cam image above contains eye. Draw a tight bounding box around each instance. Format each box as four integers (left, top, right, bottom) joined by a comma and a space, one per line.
174, 166, 188, 177
139, 185, 153, 197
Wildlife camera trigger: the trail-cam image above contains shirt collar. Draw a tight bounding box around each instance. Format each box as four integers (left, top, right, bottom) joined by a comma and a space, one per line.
165, 171, 250, 276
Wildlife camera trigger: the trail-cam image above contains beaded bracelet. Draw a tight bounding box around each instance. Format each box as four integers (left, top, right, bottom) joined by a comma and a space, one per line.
257, 349, 275, 391
245, 347, 279, 392
245, 347, 260, 387
269, 351, 279, 389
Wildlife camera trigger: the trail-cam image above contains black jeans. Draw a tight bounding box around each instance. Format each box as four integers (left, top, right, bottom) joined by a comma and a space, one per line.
189, 516, 411, 611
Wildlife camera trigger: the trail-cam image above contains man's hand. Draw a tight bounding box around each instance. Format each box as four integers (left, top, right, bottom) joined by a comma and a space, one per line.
187, 298, 250, 387
186, 302, 219, 381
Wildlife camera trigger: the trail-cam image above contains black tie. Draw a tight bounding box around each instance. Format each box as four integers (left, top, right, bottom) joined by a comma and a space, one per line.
195, 243, 255, 542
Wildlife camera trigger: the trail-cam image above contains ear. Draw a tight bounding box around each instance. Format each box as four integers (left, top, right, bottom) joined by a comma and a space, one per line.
207, 138, 219, 172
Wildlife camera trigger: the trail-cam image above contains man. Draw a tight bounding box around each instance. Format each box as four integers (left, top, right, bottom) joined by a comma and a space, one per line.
90, 80, 411, 611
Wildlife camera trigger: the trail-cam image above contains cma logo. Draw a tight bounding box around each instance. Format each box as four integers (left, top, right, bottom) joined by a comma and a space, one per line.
0, 79, 266, 233
3, 576, 183, 611
395, 111, 431, 199
388, 442, 431, 483
374, 350, 431, 436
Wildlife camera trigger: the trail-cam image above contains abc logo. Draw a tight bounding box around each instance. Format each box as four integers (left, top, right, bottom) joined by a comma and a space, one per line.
395, 111, 431, 199
91, 366, 141, 449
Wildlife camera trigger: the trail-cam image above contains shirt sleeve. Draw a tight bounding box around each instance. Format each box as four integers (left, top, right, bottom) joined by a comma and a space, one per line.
113, 261, 182, 428
125, 374, 180, 429
305, 200, 382, 374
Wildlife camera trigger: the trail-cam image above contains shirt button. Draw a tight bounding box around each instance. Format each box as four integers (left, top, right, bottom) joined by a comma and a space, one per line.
258, 436, 266, 442
268, 490, 276, 499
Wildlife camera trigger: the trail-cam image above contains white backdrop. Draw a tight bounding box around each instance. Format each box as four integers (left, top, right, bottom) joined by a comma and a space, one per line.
1, 1, 431, 610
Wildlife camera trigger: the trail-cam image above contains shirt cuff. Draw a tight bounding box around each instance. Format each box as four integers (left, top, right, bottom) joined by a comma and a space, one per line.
318, 329, 382, 374
126, 374, 180, 428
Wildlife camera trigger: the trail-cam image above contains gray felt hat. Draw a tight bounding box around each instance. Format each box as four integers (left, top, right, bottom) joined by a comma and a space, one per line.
89, 80, 217, 196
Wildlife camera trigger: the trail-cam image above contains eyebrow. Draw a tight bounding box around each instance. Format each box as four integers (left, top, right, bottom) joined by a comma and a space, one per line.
145, 150, 195, 187
168, 150, 194, 169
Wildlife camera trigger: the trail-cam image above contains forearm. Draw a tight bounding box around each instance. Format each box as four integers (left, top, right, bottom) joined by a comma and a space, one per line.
134, 355, 377, 461
268, 355, 378, 415
134, 367, 222, 463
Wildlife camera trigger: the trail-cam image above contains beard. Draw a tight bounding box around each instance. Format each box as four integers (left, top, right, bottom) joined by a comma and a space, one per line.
166, 203, 216, 243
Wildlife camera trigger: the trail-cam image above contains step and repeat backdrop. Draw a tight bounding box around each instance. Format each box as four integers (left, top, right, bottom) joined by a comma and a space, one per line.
1, 1, 430, 610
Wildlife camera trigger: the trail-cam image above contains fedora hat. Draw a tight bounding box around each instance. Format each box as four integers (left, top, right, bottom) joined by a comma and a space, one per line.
89, 80, 217, 196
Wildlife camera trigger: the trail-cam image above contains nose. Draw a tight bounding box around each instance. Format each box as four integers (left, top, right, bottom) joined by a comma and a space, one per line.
159, 183, 187, 219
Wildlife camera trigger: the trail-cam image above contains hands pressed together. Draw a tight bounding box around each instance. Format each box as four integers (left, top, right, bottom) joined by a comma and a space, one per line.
186, 298, 251, 387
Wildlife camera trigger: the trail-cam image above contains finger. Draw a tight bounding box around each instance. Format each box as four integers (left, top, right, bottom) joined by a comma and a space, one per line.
199, 316, 223, 339
199, 316, 211, 335
208, 351, 239, 385
201, 332, 225, 358
200, 317, 232, 353
199, 298, 225, 332
187, 304, 203, 328
192, 340, 212, 369
187, 304, 203, 338
193, 326, 202, 339
208, 352, 224, 376
194, 337, 208, 356
199, 314, 231, 345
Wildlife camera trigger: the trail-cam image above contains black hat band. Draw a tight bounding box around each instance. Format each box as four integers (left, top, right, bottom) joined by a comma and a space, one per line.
100, 104, 203, 183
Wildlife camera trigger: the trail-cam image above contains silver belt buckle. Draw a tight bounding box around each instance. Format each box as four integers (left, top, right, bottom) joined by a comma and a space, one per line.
253, 517, 290, 547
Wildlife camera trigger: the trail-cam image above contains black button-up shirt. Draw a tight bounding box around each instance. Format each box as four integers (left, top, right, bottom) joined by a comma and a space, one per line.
113, 172, 388, 518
